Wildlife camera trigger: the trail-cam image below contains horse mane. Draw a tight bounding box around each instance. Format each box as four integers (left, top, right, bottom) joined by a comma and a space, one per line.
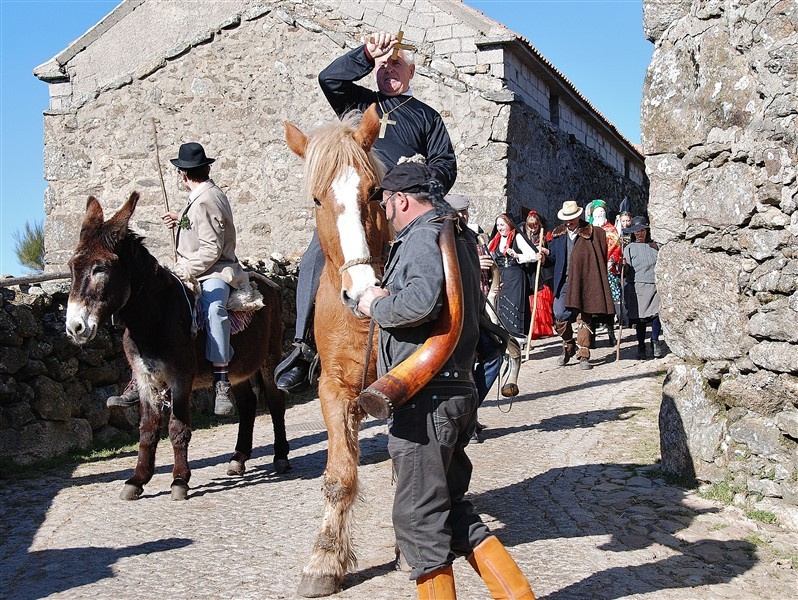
118, 230, 167, 283
301, 111, 385, 203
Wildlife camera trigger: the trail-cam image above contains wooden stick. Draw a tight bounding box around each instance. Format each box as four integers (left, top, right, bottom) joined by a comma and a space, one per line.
0, 271, 70, 288
151, 118, 177, 262
616, 245, 625, 361
525, 228, 545, 361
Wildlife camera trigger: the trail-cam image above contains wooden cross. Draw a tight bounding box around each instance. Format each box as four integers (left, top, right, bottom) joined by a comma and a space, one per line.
378, 112, 396, 139
368, 30, 417, 61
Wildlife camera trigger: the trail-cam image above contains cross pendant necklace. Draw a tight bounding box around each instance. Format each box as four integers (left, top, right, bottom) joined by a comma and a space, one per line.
378, 113, 396, 138
378, 96, 413, 139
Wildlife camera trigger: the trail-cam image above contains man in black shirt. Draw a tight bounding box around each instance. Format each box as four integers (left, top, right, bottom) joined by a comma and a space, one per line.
276, 32, 457, 393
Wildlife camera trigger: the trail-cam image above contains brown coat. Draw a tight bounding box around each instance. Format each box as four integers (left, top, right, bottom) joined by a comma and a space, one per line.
549, 221, 614, 315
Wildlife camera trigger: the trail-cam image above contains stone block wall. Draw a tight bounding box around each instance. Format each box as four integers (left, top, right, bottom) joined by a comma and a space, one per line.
37, 0, 646, 274
642, 0, 798, 508
506, 101, 649, 224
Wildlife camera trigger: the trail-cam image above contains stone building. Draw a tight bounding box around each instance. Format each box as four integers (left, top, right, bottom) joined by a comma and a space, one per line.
35, 0, 646, 272
643, 0, 798, 512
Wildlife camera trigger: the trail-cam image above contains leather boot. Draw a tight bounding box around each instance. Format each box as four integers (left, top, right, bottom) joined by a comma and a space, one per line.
214, 380, 235, 416
107, 379, 139, 408
275, 341, 316, 393
417, 565, 456, 599
467, 536, 535, 600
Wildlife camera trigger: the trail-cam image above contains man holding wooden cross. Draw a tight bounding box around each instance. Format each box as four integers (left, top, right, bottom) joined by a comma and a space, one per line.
276, 31, 457, 393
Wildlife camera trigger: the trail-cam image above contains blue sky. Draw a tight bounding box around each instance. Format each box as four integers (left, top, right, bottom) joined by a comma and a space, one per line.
0, 0, 652, 276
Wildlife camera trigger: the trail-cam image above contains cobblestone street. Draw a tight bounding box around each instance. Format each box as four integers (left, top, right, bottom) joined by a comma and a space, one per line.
1, 335, 796, 599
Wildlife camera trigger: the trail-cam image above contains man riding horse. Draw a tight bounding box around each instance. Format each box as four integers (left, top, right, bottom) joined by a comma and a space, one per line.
275, 31, 457, 393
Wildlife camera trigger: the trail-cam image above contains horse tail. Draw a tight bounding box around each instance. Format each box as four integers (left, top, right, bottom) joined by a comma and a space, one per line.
357, 218, 464, 419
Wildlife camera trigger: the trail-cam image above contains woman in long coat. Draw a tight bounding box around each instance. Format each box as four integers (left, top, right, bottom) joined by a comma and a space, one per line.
623, 216, 663, 359
488, 214, 539, 340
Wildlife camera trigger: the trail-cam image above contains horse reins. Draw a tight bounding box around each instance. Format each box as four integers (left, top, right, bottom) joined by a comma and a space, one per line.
339, 256, 384, 275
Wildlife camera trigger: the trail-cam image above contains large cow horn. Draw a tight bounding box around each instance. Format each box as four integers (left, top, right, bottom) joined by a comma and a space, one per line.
358, 218, 464, 419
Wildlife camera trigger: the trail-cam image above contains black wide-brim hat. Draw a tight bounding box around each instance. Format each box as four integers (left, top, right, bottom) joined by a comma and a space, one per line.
625, 215, 650, 234
170, 142, 216, 169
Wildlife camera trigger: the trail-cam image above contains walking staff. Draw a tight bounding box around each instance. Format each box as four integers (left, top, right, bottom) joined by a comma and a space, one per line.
525, 227, 545, 361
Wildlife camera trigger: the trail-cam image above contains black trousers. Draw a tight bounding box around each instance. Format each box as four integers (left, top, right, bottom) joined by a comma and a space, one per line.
293, 231, 325, 341
388, 381, 491, 580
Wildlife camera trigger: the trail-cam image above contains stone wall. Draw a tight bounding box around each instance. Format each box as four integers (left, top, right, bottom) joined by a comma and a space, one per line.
0, 263, 297, 466
642, 0, 798, 508
37, 0, 647, 273
506, 100, 648, 225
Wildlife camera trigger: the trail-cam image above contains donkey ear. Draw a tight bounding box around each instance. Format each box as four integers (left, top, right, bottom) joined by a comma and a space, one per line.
83, 196, 105, 228
285, 122, 308, 158
104, 191, 139, 243
354, 104, 380, 153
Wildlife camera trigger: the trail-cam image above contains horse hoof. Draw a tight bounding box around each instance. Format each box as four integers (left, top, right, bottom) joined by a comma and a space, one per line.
297, 573, 340, 598
274, 458, 291, 474
171, 480, 189, 501
120, 483, 143, 501
227, 459, 246, 476
501, 383, 519, 398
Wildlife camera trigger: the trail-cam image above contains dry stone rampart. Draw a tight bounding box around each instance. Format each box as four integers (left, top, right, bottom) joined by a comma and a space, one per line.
643, 0, 798, 507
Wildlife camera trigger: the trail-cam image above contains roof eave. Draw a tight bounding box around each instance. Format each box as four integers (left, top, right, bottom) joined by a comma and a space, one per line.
476, 35, 644, 162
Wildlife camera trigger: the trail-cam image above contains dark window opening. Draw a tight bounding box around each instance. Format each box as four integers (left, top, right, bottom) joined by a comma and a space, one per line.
549, 94, 559, 126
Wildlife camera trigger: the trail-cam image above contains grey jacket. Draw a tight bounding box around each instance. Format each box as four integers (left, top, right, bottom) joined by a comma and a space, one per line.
175, 181, 246, 287
371, 212, 481, 379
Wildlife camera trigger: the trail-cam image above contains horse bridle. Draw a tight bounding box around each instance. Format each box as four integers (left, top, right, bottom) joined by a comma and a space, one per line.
338, 256, 384, 275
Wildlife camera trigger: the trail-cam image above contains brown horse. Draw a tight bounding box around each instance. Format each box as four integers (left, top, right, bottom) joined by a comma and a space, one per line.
65, 192, 289, 501
285, 106, 390, 597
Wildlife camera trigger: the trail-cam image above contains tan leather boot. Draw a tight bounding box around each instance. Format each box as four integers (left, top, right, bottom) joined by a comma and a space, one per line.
417, 565, 457, 599
467, 536, 535, 599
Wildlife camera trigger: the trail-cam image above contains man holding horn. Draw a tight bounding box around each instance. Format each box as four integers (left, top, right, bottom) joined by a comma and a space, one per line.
357, 162, 535, 600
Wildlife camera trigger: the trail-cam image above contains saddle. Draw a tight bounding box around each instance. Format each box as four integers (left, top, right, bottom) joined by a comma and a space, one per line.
172, 267, 265, 336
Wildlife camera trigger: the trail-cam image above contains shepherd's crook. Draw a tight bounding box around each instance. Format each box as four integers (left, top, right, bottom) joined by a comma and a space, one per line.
616, 241, 626, 361
525, 228, 545, 361
151, 118, 177, 262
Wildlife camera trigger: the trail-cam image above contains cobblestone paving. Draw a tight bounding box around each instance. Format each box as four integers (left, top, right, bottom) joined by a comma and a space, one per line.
1, 336, 797, 599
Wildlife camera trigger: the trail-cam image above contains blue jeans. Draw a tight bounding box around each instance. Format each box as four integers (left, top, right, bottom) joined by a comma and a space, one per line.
474, 354, 502, 406
200, 278, 232, 363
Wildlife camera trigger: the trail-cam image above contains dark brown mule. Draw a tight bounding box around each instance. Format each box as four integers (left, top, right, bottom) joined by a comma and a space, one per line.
65, 192, 289, 501
285, 106, 390, 596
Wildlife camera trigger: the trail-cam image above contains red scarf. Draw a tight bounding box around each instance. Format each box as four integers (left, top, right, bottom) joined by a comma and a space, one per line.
488, 228, 516, 255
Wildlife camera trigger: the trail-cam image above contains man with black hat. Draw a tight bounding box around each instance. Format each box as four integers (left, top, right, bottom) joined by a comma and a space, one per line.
275, 31, 457, 394
545, 200, 615, 370
109, 143, 244, 412
163, 142, 246, 416
357, 163, 535, 600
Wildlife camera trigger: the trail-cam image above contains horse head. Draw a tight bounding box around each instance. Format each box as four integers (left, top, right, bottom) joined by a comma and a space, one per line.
66, 191, 139, 344
285, 104, 390, 317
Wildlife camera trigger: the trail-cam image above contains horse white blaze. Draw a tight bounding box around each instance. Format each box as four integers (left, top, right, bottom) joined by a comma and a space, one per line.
332, 167, 378, 308
65, 299, 98, 343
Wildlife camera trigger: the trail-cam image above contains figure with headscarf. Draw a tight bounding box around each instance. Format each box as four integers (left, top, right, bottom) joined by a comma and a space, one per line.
488, 214, 540, 341
587, 199, 622, 346
523, 211, 555, 339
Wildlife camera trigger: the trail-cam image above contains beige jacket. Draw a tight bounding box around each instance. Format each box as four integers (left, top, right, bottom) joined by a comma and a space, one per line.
175, 180, 246, 287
